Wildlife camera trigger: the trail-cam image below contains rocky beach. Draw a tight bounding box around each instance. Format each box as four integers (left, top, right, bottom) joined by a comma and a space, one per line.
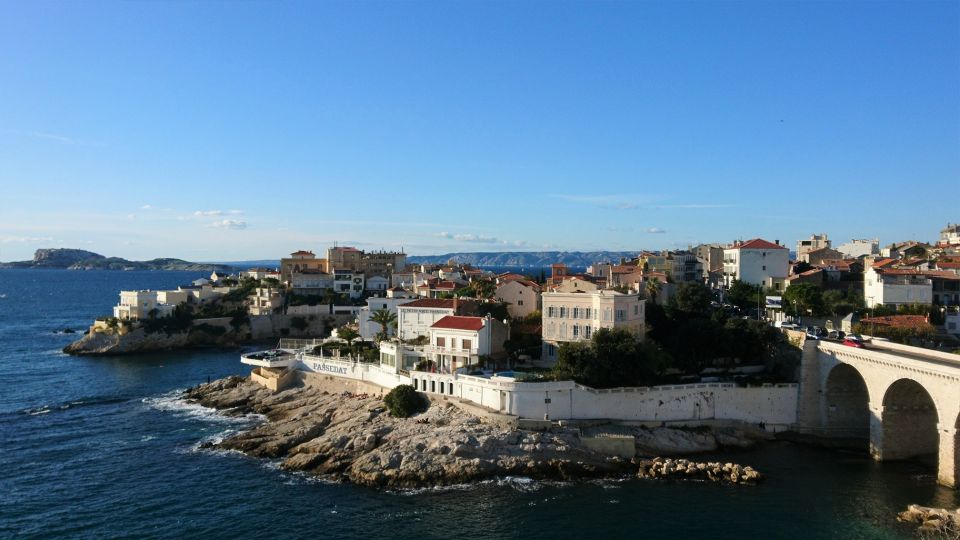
184, 374, 769, 489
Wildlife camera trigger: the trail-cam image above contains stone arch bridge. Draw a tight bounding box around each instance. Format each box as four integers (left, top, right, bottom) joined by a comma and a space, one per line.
797, 338, 960, 488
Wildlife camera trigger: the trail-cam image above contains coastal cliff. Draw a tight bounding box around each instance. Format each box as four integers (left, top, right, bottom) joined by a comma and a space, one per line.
184, 374, 767, 489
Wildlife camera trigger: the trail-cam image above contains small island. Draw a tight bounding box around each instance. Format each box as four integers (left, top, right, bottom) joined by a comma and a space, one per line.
0, 247, 237, 272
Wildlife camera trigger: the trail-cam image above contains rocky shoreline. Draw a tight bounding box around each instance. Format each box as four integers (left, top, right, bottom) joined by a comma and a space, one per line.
183, 375, 768, 489
898, 505, 960, 538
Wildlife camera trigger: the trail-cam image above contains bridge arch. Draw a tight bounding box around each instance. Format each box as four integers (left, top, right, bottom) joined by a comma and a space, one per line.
823, 363, 870, 440
879, 378, 939, 463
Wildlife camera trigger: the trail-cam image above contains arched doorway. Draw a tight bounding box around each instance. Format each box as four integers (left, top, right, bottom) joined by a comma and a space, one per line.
824, 364, 870, 440
880, 379, 939, 462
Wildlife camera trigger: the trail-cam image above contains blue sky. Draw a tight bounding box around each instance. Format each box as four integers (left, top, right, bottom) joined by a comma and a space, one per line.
1, 1, 957, 261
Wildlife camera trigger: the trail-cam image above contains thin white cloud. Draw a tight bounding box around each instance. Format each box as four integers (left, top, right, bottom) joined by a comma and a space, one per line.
549, 194, 652, 209
646, 227, 667, 234
653, 204, 735, 209
28, 131, 105, 147
435, 232, 529, 246
140, 204, 153, 210
194, 210, 244, 217
1, 235, 54, 243
210, 219, 248, 230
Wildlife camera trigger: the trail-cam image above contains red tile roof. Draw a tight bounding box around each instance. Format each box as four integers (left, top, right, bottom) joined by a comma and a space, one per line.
431, 315, 485, 331
290, 250, 315, 256
871, 258, 898, 269
732, 238, 786, 250
860, 315, 932, 330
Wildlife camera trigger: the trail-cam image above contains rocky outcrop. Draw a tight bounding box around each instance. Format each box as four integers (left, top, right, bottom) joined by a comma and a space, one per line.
181, 376, 775, 489
637, 457, 763, 484
898, 505, 960, 538
185, 377, 633, 488
0, 248, 234, 271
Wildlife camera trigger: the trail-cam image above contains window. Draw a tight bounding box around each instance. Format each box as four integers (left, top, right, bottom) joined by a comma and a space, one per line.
634, 305, 639, 315
518, 300, 523, 306
572, 325, 580, 337
559, 307, 568, 318
449, 384, 454, 396
439, 382, 444, 394
584, 308, 591, 319
762, 265, 766, 271
584, 326, 592, 339
572, 307, 579, 318
616, 309, 626, 321
462, 339, 472, 350
547, 306, 556, 317
436, 337, 445, 347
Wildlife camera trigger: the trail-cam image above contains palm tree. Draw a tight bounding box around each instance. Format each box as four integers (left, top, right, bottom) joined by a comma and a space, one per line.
368, 308, 397, 345
336, 325, 359, 358
645, 277, 662, 305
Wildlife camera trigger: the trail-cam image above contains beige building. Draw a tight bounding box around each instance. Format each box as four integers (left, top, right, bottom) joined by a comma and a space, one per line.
328, 246, 407, 277
113, 290, 159, 320
797, 234, 830, 260
540, 290, 646, 365
495, 279, 541, 319
280, 251, 328, 283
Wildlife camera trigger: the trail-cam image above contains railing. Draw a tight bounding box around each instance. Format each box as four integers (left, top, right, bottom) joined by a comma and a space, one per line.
278, 338, 324, 350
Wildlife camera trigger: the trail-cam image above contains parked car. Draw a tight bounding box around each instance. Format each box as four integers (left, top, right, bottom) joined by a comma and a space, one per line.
827, 330, 846, 341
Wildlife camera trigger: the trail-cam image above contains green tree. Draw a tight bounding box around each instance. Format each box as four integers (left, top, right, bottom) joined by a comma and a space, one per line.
673, 282, 712, 314
337, 325, 359, 355
783, 283, 824, 317
553, 328, 667, 387
645, 277, 663, 304
368, 308, 397, 344
470, 279, 497, 299
725, 279, 755, 311
383, 385, 428, 417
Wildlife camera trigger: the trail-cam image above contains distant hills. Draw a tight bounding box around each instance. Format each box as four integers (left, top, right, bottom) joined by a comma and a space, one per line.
0, 248, 236, 272
407, 251, 639, 269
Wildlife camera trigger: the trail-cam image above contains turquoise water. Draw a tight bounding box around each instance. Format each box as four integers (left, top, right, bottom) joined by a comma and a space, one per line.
0, 269, 956, 539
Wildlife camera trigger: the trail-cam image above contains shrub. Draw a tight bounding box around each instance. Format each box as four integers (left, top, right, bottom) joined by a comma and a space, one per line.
383, 385, 428, 418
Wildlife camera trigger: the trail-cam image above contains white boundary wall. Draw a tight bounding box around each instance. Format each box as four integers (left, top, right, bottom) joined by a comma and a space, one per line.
295, 355, 797, 427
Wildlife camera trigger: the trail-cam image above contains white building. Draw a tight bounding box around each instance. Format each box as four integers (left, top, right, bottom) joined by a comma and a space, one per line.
378, 314, 508, 374
113, 290, 159, 320
333, 269, 365, 299
291, 270, 334, 294
863, 266, 932, 307
723, 238, 789, 291
541, 290, 645, 365
357, 296, 414, 341
836, 238, 880, 259
248, 287, 283, 316
395, 298, 465, 341
494, 279, 541, 319
365, 275, 389, 293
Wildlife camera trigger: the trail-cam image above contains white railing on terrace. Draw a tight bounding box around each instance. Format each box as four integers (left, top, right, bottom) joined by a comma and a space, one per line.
278, 338, 324, 350
429, 346, 478, 355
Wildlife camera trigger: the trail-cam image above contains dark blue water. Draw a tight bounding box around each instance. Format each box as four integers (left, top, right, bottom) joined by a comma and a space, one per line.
0, 270, 956, 539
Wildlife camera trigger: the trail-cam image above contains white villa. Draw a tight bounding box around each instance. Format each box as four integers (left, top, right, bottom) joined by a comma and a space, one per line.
378, 314, 508, 373
723, 238, 789, 291
540, 290, 645, 365
395, 298, 474, 341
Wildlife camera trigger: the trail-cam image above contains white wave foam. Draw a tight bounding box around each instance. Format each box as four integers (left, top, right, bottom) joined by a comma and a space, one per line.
25, 406, 51, 416
143, 390, 265, 425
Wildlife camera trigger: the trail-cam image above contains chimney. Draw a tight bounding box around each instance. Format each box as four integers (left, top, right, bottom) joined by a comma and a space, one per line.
775, 239, 780, 245
453, 296, 459, 313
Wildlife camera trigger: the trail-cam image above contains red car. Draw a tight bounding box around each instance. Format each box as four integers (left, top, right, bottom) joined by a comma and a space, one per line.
842, 337, 865, 348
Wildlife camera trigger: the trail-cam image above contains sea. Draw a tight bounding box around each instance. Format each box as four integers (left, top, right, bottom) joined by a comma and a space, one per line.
0, 269, 957, 539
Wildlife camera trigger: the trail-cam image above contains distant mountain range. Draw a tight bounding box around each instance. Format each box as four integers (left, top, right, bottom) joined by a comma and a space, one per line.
407, 251, 639, 269
0, 249, 236, 272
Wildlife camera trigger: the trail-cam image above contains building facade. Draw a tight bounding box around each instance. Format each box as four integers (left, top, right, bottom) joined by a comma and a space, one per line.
723, 238, 789, 291
495, 279, 542, 319
540, 290, 645, 365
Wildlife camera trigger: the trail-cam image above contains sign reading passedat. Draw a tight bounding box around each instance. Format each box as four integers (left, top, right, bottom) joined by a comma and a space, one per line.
310, 361, 348, 375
